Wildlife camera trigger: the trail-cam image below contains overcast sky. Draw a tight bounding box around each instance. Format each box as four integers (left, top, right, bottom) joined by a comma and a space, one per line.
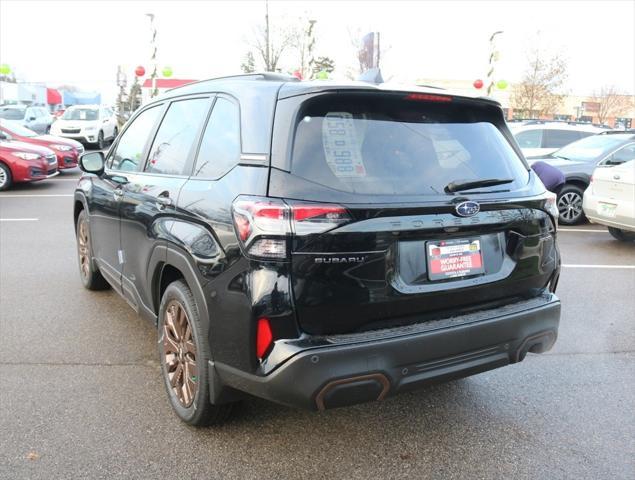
1, 0, 633, 102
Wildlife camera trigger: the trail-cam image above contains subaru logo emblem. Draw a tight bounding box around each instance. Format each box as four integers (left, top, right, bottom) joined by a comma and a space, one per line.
455, 201, 480, 217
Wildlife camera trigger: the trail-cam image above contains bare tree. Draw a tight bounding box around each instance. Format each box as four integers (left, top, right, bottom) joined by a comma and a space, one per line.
589, 85, 634, 124
311, 56, 336, 77
240, 51, 256, 74
249, 0, 297, 72
512, 48, 568, 118
291, 18, 317, 79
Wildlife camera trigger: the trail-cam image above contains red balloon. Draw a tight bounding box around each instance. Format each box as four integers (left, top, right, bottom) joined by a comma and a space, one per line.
473, 79, 484, 89
135, 66, 146, 77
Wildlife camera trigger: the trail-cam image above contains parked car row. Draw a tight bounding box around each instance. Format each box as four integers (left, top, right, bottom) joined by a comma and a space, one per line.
0, 118, 85, 190
0, 104, 54, 134
50, 105, 118, 149
526, 132, 635, 227
511, 121, 607, 159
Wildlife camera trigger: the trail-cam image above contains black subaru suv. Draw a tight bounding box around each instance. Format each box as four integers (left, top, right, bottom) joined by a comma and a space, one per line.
74, 74, 561, 425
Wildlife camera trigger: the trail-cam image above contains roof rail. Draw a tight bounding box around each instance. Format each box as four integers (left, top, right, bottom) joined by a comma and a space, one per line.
165, 72, 299, 92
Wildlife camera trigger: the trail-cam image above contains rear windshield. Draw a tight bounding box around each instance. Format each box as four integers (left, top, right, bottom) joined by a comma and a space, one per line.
291, 95, 528, 195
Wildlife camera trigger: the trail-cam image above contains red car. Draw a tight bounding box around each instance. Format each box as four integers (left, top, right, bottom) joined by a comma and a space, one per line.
0, 119, 84, 170
0, 140, 58, 191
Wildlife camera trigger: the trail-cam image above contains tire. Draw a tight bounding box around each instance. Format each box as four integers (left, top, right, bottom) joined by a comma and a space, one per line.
557, 184, 586, 225
0, 163, 12, 191
97, 131, 105, 150
76, 210, 110, 290
608, 227, 635, 242
158, 280, 235, 426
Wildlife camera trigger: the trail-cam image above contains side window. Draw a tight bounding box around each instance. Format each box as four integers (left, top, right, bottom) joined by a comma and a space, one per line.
515, 129, 542, 149
606, 144, 635, 165
145, 98, 210, 176
193, 97, 241, 179
543, 129, 581, 148
110, 105, 161, 172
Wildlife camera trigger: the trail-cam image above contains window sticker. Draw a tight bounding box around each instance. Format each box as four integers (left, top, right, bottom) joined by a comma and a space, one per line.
321, 112, 366, 178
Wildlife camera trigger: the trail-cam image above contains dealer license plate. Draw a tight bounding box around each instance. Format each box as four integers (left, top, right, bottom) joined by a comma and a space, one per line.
598, 202, 617, 218
427, 238, 484, 281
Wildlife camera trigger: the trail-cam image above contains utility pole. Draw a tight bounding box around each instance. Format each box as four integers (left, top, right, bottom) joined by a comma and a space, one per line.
486, 30, 503, 96
146, 13, 158, 98
264, 0, 270, 71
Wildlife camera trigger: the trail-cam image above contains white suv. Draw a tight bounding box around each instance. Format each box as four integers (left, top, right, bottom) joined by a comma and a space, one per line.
511, 122, 605, 159
50, 105, 118, 149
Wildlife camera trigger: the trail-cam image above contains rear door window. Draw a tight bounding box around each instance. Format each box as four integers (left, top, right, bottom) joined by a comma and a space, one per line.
515, 129, 543, 148
145, 98, 210, 176
291, 94, 528, 196
543, 129, 583, 148
192, 97, 241, 179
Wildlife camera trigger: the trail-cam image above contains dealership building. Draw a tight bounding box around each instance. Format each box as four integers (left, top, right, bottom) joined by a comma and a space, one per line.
417, 78, 635, 128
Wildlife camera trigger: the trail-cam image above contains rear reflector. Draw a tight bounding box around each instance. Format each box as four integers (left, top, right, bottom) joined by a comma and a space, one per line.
256, 317, 273, 360
404, 93, 453, 102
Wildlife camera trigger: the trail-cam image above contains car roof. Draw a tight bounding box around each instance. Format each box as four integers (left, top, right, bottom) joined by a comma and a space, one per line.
510, 122, 605, 133
149, 73, 503, 154
160, 73, 501, 106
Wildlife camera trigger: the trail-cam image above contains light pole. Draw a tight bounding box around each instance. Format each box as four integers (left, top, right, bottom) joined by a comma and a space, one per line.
146, 13, 158, 98
486, 31, 503, 96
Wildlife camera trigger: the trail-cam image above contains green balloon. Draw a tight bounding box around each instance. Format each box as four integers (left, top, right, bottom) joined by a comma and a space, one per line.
316, 69, 328, 80
162, 66, 173, 78
496, 79, 508, 90
0, 64, 11, 75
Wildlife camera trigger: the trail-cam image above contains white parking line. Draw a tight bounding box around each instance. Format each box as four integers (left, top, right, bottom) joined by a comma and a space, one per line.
559, 228, 608, 233
563, 264, 635, 269
0, 218, 39, 222
0, 194, 73, 198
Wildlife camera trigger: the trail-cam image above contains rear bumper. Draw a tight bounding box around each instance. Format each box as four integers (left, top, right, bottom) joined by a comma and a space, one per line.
214, 293, 561, 410
583, 192, 635, 232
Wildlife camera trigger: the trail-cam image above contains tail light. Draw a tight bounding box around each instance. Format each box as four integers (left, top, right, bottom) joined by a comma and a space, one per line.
231, 196, 351, 259
543, 191, 559, 227
256, 317, 273, 360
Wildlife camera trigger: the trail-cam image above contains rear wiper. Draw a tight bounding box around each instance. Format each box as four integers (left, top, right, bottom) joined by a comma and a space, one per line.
444, 178, 514, 193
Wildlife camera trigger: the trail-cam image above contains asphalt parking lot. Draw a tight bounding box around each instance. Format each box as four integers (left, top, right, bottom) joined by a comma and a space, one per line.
0, 171, 633, 480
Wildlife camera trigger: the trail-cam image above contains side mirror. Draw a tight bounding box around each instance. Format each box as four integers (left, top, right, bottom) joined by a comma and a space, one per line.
79, 151, 105, 175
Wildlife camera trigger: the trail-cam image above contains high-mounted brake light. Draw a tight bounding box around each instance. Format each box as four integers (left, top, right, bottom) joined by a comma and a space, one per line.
404, 93, 453, 103
231, 196, 352, 259
256, 317, 273, 360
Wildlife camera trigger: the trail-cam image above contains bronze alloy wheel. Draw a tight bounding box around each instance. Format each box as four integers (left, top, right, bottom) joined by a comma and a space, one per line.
162, 300, 198, 407
77, 219, 90, 279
